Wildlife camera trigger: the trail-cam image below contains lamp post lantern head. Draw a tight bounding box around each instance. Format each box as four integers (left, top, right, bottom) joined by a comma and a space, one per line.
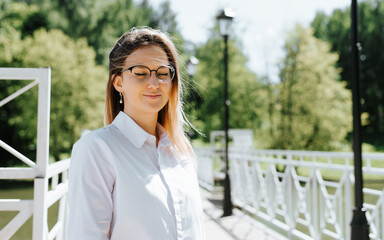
186, 56, 199, 76
216, 8, 235, 37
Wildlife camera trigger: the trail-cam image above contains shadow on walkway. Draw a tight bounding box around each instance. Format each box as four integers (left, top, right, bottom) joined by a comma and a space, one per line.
201, 188, 287, 240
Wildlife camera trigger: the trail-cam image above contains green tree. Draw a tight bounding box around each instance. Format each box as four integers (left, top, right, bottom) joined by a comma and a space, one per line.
0, 26, 106, 163
273, 24, 352, 150
153, 0, 179, 35
192, 34, 268, 143
0, 2, 46, 35
22, 29, 106, 161
86, 0, 158, 64
6, 0, 175, 65
30, 0, 180, 65
0, 2, 46, 167
312, 1, 384, 145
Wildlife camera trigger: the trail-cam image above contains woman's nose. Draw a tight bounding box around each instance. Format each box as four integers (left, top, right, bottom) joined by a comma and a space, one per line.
147, 73, 159, 89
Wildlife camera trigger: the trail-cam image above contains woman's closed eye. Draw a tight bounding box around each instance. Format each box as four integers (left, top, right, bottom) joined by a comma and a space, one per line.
135, 72, 149, 76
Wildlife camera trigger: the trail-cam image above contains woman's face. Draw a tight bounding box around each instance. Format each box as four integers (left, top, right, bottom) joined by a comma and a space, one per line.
114, 45, 173, 119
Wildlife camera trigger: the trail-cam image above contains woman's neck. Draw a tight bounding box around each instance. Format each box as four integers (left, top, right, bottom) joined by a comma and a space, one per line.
124, 109, 158, 137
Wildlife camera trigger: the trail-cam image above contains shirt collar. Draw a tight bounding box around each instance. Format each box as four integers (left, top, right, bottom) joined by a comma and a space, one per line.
112, 111, 172, 148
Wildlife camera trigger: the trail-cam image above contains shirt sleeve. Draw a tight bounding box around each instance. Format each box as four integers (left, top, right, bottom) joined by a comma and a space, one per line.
67, 134, 116, 240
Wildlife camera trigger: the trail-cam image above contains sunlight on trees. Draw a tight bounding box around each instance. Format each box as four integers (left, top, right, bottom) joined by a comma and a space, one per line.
273, 24, 352, 150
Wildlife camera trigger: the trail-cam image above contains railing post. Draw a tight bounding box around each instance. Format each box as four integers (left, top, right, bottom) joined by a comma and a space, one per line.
311, 168, 320, 239
381, 197, 384, 240
57, 194, 68, 240
35, 67, 51, 176
33, 67, 51, 240
288, 167, 294, 238
286, 154, 294, 238
33, 178, 48, 240
345, 165, 352, 239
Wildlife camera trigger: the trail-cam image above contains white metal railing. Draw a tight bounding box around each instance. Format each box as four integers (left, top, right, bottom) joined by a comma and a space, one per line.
0, 68, 70, 240
196, 147, 384, 240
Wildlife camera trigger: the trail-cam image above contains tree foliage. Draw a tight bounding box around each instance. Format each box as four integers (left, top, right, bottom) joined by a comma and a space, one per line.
272, 24, 352, 150
150, 0, 178, 35
312, 0, 384, 141
4, 0, 180, 65
0, 2, 106, 164
192, 34, 268, 142
22, 29, 106, 161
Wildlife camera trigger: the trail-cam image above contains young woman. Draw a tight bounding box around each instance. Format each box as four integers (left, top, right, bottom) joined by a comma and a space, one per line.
67, 27, 205, 240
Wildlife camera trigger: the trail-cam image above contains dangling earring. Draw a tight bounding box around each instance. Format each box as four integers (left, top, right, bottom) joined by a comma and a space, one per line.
119, 92, 123, 104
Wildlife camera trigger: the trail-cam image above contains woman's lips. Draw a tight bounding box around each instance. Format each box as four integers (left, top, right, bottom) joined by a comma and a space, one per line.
143, 94, 161, 99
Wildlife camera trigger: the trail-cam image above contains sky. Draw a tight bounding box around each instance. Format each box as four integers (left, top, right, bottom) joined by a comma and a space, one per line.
145, 0, 351, 81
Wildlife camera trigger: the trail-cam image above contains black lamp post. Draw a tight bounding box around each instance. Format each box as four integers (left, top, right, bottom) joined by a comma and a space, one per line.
217, 8, 235, 217
350, 0, 370, 239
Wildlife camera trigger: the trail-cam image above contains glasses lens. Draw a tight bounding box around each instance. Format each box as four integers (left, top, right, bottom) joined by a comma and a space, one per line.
157, 66, 174, 82
131, 66, 150, 82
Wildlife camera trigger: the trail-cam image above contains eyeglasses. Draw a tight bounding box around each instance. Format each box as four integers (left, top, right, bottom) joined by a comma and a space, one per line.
120, 65, 175, 83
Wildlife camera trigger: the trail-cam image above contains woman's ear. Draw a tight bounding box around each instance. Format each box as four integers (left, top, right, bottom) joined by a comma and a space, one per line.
113, 75, 123, 93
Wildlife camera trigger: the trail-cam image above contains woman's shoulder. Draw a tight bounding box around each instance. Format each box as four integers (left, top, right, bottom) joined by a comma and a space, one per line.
69, 126, 116, 186
75, 125, 117, 146
71, 125, 119, 168
72, 124, 119, 154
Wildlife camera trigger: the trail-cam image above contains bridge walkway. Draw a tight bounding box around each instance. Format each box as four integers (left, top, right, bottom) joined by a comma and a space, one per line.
201, 188, 286, 240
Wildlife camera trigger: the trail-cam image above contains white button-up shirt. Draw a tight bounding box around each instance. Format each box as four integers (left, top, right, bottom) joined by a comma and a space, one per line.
67, 111, 205, 240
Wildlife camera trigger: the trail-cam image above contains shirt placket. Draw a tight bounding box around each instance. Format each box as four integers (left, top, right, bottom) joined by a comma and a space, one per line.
157, 147, 184, 240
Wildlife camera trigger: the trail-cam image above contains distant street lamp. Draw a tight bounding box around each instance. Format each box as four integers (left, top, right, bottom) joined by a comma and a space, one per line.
217, 8, 235, 217
350, 0, 370, 239
186, 56, 199, 77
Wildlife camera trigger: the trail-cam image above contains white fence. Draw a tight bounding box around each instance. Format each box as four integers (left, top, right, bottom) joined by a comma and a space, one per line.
195, 147, 384, 240
0, 68, 70, 240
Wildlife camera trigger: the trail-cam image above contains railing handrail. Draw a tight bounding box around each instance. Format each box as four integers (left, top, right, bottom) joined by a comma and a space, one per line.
196, 147, 384, 172
198, 146, 384, 157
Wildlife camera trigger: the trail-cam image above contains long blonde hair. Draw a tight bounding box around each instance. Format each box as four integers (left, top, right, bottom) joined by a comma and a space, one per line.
105, 27, 194, 157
